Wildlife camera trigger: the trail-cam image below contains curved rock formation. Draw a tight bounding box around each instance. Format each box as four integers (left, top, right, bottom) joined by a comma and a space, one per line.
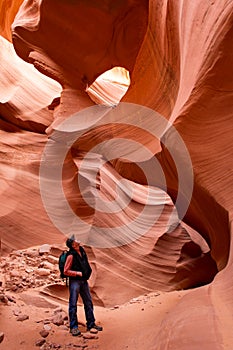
1, 0, 233, 349
0, 0, 23, 41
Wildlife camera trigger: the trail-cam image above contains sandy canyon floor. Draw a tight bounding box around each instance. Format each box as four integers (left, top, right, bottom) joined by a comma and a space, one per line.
0, 245, 188, 350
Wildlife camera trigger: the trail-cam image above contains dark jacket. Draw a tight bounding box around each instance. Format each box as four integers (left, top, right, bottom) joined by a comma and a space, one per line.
68, 246, 92, 281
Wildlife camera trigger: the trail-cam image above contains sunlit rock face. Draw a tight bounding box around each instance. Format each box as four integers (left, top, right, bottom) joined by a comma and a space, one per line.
0, 0, 23, 41
1, 0, 233, 348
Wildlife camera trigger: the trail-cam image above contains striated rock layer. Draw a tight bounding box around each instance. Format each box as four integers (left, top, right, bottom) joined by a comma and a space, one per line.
1, 0, 233, 349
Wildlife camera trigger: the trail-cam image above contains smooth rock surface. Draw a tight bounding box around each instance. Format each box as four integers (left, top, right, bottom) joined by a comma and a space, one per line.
0, 1, 233, 349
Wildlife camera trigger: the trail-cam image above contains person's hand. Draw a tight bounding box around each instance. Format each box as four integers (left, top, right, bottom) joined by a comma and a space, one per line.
76, 271, 82, 277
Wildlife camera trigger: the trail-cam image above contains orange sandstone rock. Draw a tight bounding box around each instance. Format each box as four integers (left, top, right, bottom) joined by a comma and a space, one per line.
0, 1, 233, 349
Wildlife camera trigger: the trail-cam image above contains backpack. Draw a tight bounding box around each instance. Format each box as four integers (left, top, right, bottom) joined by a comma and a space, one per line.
58, 251, 68, 280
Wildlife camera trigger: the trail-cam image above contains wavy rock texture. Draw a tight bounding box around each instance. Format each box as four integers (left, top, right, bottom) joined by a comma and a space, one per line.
0, 0, 23, 41
1, 0, 233, 349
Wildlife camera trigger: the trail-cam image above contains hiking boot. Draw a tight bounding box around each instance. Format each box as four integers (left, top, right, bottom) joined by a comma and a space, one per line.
87, 324, 103, 332
71, 328, 81, 336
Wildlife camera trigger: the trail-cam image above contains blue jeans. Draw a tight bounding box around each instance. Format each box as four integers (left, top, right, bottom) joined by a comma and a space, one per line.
69, 279, 95, 330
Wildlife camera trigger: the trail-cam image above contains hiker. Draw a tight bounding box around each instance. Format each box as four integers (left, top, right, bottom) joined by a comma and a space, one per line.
64, 237, 103, 336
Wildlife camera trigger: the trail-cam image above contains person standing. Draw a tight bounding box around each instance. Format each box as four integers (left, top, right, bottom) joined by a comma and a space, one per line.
64, 236, 103, 336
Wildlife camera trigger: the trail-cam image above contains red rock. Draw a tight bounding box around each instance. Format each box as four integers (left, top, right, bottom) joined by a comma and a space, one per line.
39, 330, 49, 338
39, 245, 51, 254
51, 314, 64, 326
26, 249, 39, 258
36, 268, 50, 277
47, 255, 58, 265
0, 1, 233, 349
16, 314, 29, 321
43, 325, 51, 331
53, 307, 63, 314
0, 332, 4, 343
83, 333, 98, 340
10, 270, 20, 277
0, 294, 8, 304
35, 338, 46, 347
5, 294, 16, 303
13, 308, 21, 316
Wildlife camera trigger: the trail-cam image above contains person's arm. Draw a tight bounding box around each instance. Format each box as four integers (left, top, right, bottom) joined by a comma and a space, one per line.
64, 255, 82, 277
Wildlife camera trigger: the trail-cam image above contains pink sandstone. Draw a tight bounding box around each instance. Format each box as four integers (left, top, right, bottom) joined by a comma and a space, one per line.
0, 1, 233, 349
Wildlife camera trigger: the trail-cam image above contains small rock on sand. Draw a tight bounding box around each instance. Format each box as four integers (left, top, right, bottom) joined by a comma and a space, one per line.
16, 314, 29, 321
83, 333, 98, 340
35, 338, 46, 347
39, 329, 49, 338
